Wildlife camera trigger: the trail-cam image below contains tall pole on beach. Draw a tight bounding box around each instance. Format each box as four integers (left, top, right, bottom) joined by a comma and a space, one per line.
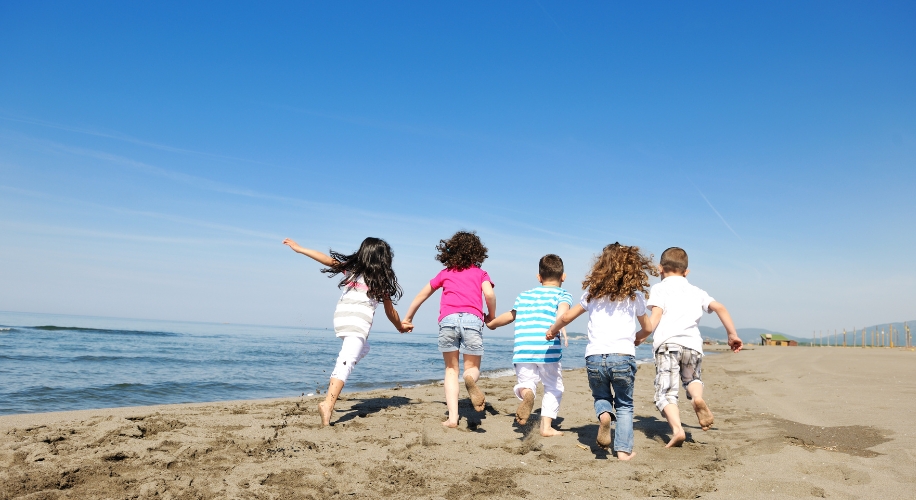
843, 328, 847, 347
906, 322, 911, 348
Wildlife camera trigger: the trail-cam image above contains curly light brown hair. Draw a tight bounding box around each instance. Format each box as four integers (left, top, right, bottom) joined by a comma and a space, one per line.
435, 231, 488, 270
582, 242, 658, 303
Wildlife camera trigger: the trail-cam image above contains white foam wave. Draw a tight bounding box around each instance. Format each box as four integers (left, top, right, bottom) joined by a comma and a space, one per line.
480, 368, 515, 379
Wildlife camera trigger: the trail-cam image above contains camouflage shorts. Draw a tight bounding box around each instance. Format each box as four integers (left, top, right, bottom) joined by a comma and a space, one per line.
653, 343, 703, 412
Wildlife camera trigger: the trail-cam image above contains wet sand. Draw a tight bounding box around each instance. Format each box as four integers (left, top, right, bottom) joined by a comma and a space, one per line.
2, 346, 915, 499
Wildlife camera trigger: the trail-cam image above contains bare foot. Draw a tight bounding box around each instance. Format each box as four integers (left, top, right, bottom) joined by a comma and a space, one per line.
318, 401, 333, 426
464, 375, 486, 411
540, 426, 563, 437
617, 450, 636, 461
666, 427, 686, 448
442, 420, 458, 428
693, 399, 714, 430
596, 412, 612, 450
515, 390, 535, 425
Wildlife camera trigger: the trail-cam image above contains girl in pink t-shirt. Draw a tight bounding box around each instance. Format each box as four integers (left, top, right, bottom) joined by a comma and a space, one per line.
403, 231, 496, 428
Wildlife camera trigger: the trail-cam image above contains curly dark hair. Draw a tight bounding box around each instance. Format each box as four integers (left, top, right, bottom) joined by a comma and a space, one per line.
321, 237, 403, 303
435, 231, 488, 270
582, 242, 658, 303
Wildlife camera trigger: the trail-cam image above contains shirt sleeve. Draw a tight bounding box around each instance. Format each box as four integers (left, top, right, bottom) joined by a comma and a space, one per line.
513, 294, 521, 311
645, 284, 664, 312
579, 290, 590, 310
480, 269, 494, 288
429, 269, 445, 290
558, 290, 573, 306
700, 290, 715, 313
635, 292, 647, 316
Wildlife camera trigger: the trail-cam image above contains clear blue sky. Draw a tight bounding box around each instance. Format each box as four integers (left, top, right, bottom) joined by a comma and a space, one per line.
1, 2, 914, 337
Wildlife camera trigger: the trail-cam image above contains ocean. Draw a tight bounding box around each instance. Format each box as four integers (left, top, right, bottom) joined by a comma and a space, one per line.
0, 311, 655, 416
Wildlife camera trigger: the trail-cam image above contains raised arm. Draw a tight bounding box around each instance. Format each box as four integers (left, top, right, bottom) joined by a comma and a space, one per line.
708, 301, 742, 352
402, 283, 435, 332
482, 281, 496, 323
282, 238, 337, 267
383, 298, 407, 333
545, 304, 586, 340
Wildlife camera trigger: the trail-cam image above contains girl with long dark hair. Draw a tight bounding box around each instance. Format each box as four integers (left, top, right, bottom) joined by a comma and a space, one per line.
283, 236, 406, 426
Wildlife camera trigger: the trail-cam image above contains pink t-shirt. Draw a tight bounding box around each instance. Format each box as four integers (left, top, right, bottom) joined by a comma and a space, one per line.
429, 267, 494, 322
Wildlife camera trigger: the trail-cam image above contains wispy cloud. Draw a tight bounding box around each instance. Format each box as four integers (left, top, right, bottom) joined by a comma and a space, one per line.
0, 113, 277, 167
690, 182, 742, 241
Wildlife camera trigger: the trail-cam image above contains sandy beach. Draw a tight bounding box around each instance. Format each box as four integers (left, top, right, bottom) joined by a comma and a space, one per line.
2, 346, 914, 499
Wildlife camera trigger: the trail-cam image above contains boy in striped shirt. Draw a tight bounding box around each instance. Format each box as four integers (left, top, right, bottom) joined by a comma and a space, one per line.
487, 254, 572, 437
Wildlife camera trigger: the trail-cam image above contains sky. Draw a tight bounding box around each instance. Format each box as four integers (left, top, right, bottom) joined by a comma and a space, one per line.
1, 1, 914, 337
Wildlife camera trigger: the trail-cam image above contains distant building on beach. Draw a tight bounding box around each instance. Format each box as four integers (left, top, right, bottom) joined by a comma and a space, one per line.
760, 333, 798, 346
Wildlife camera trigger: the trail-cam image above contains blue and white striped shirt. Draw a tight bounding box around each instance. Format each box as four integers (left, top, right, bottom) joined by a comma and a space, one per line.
512, 286, 573, 364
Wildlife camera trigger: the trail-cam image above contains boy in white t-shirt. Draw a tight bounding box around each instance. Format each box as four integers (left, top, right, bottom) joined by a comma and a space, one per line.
635, 247, 743, 448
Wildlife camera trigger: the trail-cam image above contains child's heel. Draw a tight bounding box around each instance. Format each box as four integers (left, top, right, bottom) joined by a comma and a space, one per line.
464, 375, 486, 411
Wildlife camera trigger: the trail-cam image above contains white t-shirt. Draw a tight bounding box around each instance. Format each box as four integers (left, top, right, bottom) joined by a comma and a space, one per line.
646, 276, 714, 354
580, 290, 647, 357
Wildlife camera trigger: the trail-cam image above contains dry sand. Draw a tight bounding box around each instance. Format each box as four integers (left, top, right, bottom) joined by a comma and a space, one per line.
2, 346, 915, 499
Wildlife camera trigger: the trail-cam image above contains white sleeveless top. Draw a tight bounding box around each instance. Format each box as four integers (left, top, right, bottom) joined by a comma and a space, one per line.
333, 275, 379, 339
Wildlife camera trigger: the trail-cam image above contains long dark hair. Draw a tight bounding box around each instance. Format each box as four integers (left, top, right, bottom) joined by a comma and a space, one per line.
322, 237, 403, 303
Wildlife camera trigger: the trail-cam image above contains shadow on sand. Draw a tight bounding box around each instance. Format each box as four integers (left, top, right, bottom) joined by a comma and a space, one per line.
333, 396, 413, 424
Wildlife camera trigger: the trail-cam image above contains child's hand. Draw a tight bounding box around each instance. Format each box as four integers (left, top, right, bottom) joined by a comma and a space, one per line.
485, 312, 495, 324
728, 334, 743, 352
401, 320, 414, 333
545, 327, 557, 341
282, 238, 299, 249
634, 337, 643, 346
485, 320, 496, 330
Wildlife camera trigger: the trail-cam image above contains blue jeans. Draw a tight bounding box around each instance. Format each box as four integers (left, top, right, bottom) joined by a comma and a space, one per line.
438, 313, 484, 355
586, 354, 636, 454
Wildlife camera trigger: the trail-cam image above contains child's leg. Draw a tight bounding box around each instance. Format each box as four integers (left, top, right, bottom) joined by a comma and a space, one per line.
610, 356, 636, 459
463, 354, 485, 411
442, 351, 461, 428
438, 314, 462, 427
538, 363, 564, 437
459, 314, 486, 411
513, 363, 538, 425
680, 350, 713, 430
321, 337, 369, 426
585, 355, 614, 449
654, 344, 686, 447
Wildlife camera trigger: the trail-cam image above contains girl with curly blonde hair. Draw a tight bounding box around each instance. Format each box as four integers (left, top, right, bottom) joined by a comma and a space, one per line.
545, 242, 657, 460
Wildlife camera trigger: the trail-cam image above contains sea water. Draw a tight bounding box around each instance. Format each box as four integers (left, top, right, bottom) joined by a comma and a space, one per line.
0, 311, 654, 415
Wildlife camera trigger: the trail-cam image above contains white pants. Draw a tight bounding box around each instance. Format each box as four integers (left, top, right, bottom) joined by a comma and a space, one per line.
513, 362, 564, 419
330, 336, 370, 383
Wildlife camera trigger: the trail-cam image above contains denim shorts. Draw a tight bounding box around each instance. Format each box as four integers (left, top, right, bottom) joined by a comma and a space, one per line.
438, 313, 484, 355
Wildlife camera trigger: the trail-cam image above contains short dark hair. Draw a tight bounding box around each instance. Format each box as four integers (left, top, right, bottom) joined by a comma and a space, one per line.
659, 247, 688, 274
539, 254, 564, 281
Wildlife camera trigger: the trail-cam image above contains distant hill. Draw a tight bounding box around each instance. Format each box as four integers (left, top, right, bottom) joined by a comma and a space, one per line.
698, 320, 915, 346
698, 326, 803, 342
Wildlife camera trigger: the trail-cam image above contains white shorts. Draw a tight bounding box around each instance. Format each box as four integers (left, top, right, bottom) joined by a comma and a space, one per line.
513, 362, 564, 419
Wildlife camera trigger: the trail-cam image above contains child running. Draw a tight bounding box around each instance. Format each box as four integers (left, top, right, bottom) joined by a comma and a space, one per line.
636, 247, 742, 447
546, 243, 656, 460
283, 237, 406, 426
487, 254, 572, 437
401, 231, 495, 428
